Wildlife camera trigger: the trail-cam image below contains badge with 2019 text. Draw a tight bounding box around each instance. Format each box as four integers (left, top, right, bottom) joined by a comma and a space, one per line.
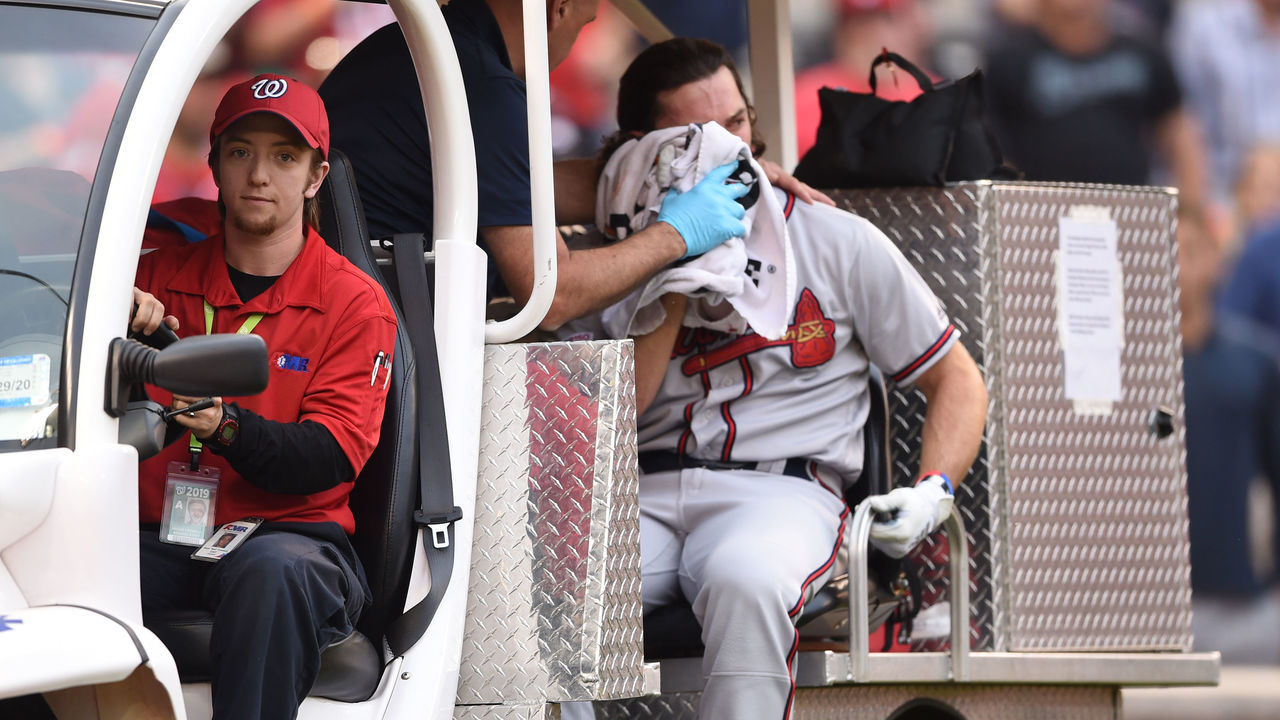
159, 461, 220, 546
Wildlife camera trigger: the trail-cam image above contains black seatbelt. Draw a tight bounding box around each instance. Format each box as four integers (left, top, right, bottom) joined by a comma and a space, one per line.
386, 232, 461, 656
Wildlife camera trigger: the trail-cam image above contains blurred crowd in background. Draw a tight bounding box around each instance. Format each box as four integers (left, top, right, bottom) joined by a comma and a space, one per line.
101, 0, 1280, 669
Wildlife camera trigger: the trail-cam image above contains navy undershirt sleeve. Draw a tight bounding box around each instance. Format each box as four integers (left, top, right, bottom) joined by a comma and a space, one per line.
204, 404, 354, 495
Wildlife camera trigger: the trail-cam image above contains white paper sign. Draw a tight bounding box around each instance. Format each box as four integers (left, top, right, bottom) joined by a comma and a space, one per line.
1058, 216, 1123, 403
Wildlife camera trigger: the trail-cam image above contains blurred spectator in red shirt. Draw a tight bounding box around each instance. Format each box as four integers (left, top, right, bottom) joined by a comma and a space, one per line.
793, 0, 934, 157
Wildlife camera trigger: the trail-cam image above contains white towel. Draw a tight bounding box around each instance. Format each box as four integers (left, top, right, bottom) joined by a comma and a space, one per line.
595, 122, 795, 340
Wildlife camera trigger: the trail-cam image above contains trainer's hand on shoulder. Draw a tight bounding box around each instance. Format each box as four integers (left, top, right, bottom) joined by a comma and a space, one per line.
657, 161, 748, 259
758, 158, 835, 207
866, 475, 954, 558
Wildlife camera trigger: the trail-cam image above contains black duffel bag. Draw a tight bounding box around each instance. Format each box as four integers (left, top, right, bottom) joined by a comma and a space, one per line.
794, 51, 1014, 188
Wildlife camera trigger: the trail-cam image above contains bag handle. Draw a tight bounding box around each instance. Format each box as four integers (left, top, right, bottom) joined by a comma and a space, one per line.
868, 49, 934, 95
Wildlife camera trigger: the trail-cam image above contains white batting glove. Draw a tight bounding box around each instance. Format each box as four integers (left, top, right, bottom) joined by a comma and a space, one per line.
867, 474, 955, 558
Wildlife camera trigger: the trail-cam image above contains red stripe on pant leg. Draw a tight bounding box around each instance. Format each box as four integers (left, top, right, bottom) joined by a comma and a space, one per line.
811, 461, 842, 498
788, 505, 850, 618
782, 504, 848, 719
782, 626, 799, 720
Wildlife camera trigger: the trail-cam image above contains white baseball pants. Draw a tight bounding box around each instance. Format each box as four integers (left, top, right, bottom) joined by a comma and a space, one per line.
640, 467, 848, 720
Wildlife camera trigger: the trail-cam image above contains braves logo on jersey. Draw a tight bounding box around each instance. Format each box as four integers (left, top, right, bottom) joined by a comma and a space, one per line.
678, 288, 837, 375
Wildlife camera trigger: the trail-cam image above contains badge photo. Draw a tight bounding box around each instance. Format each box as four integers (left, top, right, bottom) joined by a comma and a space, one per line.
191, 517, 265, 562
159, 461, 220, 546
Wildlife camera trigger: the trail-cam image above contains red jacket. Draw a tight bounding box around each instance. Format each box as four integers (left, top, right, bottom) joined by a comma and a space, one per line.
135, 227, 397, 533
142, 197, 222, 250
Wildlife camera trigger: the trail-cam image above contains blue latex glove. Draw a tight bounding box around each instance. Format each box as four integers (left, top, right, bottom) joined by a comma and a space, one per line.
657, 161, 750, 259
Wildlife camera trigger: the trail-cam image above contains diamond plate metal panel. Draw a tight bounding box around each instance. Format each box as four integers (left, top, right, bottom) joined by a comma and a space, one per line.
595, 685, 1116, 719
454, 703, 559, 720
991, 183, 1191, 651
594, 692, 701, 720
459, 341, 645, 706
832, 182, 1193, 653
458, 347, 547, 704
833, 185, 997, 652
526, 341, 644, 700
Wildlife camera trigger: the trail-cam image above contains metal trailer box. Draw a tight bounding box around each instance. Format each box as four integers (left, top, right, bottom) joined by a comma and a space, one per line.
464, 182, 1203, 720
832, 181, 1192, 654
594, 181, 1203, 720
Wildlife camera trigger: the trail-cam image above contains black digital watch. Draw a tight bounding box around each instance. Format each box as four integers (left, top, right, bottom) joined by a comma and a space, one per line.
213, 403, 240, 447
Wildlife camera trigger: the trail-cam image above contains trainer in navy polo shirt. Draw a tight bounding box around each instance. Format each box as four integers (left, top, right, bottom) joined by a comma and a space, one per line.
321, 0, 529, 298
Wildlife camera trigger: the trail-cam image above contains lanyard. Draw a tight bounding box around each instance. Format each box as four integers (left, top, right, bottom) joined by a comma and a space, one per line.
189, 300, 265, 462
203, 299, 264, 336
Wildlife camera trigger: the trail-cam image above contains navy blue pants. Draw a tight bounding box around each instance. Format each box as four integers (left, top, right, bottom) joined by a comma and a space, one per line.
140, 524, 369, 720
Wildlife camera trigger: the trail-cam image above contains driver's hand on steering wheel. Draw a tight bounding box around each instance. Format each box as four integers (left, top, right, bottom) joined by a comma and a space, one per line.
131, 287, 179, 336
170, 393, 223, 441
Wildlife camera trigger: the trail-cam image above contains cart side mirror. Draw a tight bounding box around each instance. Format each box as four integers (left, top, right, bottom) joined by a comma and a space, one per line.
119, 400, 167, 460
105, 334, 269, 418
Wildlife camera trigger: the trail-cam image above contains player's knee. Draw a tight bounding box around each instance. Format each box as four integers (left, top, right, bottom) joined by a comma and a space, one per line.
699, 556, 794, 607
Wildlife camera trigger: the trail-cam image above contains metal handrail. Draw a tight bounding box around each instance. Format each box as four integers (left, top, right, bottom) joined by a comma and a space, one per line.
483, 0, 558, 343
387, 3, 486, 717
390, 0, 476, 254
849, 501, 970, 682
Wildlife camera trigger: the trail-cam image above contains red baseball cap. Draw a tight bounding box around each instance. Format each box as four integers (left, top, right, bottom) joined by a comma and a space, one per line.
210, 73, 329, 158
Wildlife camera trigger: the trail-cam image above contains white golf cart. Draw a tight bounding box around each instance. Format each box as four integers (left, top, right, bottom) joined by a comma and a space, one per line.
0, 1, 1218, 719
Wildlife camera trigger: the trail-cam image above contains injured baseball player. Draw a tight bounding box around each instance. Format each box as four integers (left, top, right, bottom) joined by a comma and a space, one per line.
577, 38, 989, 720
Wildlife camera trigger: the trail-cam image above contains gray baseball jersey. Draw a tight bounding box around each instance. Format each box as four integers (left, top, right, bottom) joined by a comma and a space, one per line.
637, 188, 957, 492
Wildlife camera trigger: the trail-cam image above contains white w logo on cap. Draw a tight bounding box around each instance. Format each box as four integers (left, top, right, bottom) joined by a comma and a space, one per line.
252, 78, 288, 99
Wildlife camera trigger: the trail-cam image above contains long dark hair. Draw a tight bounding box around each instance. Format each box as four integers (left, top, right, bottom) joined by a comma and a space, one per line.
600, 38, 765, 167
